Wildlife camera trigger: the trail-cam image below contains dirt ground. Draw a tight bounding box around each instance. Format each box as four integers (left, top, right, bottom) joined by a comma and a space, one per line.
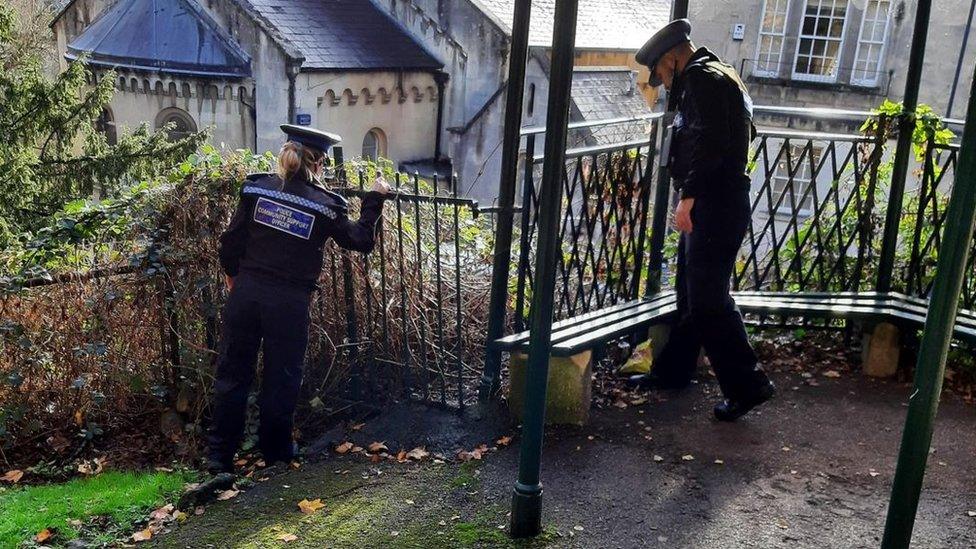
154, 367, 976, 548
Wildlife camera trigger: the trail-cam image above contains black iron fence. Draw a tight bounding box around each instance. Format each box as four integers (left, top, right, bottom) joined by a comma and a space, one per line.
321, 170, 493, 409
504, 108, 976, 335
513, 115, 662, 327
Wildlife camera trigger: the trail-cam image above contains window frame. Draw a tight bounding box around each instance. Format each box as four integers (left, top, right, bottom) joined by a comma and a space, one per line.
155, 107, 197, 142
850, 0, 892, 88
791, 0, 852, 84
770, 143, 823, 217
362, 128, 387, 161
754, 0, 793, 78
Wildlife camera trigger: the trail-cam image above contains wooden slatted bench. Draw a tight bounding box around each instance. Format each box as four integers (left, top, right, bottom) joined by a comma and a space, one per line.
492, 291, 976, 357
495, 291, 976, 423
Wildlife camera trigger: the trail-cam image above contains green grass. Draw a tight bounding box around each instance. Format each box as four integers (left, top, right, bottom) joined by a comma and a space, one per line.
0, 470, 188, 547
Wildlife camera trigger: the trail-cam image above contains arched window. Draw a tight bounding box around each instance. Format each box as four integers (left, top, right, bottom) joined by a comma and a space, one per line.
155, 107, 197, 141
362, 128, 387, 161
96, 108, 117, 146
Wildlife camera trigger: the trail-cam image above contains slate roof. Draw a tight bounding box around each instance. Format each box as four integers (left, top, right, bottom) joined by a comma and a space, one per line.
65, 0, 251, 78
474, 0, 671, 50
245, 0, 443, 71
570, 67, 653, 146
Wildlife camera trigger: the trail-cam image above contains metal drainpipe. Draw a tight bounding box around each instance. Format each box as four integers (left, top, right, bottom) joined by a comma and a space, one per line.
881, 57, 976, 549
287, 63, 300, 124
434, 71, 449, 160
947, 0, 976, 118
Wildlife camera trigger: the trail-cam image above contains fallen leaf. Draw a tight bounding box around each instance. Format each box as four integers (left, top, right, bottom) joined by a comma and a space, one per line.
34, 529, 54, 543
823, 370, 841, 378
406, 447, 430, 460
630, 397, 648, 406
653, 455, 664, 462
335, 442, 353, 454
614, 401, 628, 409
131, 528, 152, 542
681, 454, 695, 461
714, 459, 724, 465
352, 446, 364, 453
174, 511, 188, 522
1, 470, 24, 483
574, 525, 584, 531
216, 489, 240, 501
77, 457, 106, 476
150, 504, 175, 521
782, 446, 791, 452
74, 409, 84, 426
405, 499, 415, 505
234, 459, 248, 467
194, 506, 206, 516
277, 533, 299, 542
967, 511, 976, 517
298, 498, 326, 514
351, 422, 366, 431
396, 450, 408, 463
496, 436, 513, 447
370, 454, 383, 463
368, 442, 389, 453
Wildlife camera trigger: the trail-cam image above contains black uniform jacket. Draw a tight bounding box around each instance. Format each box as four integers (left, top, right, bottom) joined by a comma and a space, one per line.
218, 173, 386, 290
670, 47, 756, 200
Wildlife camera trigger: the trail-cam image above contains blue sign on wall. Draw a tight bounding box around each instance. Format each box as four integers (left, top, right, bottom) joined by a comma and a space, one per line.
296, 113, 312, 126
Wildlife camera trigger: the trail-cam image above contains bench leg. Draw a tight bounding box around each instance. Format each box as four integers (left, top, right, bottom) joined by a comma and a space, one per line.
862, 322, 901, 378
507, 351, 592, 426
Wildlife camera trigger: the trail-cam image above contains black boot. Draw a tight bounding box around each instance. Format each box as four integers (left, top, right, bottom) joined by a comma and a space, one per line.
714, 381, 776, 422
626, 371, 692, 391
205, 457, 234, 476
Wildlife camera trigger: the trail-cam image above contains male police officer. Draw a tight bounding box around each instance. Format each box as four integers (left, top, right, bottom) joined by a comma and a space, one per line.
630, 19, 775, 421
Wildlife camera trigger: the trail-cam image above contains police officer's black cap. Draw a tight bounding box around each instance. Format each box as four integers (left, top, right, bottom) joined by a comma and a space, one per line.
280, 124, 342, 154
636, 19, 692, 87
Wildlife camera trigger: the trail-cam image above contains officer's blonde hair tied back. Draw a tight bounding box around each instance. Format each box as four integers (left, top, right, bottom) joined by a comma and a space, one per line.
277, 141, 325, 184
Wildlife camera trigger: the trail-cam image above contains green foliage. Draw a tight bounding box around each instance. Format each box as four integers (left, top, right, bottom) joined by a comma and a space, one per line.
0, 3, 204, 244
0, 470, 188, 547
774, 100, 955, 293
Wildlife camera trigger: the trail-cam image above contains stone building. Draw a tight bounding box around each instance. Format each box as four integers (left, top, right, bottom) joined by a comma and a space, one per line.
689, 0, 976, 122
51, 0, 671, 202
684, 0, 975, 237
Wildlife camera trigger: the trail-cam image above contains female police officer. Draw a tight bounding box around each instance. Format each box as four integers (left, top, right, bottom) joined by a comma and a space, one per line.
207, 124, 390, 474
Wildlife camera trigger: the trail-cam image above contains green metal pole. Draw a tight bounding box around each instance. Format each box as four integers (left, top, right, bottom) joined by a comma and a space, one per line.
480, 0, 533, 403
881, 63, 976, 548
670, 0, 689, 19
510, 0, 578, 538
877, 0, 932, 292
645, 0, 689, 295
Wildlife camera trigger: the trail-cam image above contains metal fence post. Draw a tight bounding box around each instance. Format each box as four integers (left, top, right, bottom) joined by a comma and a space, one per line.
877, 0, 932, 293
510, 0, 578, 538
645, 111, 675, 296
480, 0, 533, 403
881, 60, 976, 549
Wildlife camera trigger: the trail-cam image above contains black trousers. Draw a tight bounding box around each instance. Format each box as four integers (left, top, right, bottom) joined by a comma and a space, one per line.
654, 190, 769, 400
207, 272, 312, 466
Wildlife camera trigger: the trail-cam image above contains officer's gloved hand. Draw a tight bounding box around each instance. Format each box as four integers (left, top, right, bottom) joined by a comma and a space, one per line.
371, 176, 392, 195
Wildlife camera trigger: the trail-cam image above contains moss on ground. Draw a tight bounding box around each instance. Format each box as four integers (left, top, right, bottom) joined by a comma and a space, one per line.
155, 461, 556, 548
